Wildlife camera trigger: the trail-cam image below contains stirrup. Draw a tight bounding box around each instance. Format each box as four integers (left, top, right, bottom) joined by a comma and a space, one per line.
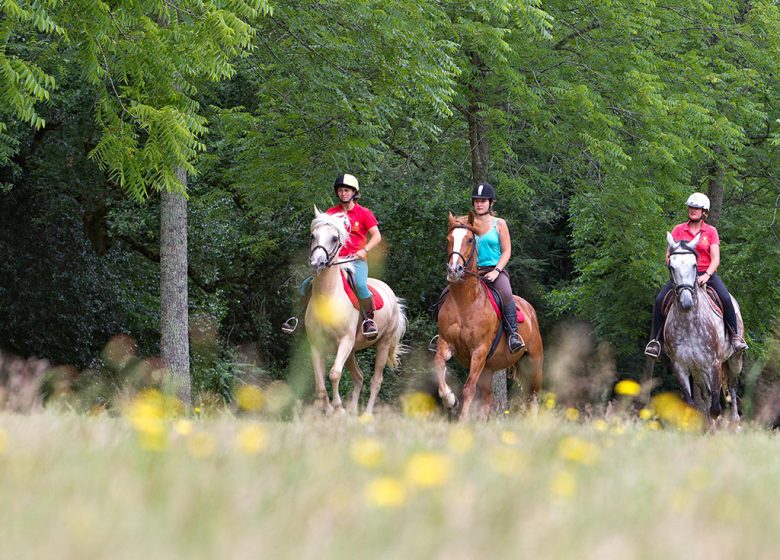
281, 317, 298, 335
732, 335, 748, 353
428, 335, 439, 353
644, 339, 661, 360
362, 318, 378, 340
508, 333, 525, 354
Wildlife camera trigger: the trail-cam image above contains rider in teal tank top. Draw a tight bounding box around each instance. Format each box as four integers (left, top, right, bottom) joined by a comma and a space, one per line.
476, 219, 502, 267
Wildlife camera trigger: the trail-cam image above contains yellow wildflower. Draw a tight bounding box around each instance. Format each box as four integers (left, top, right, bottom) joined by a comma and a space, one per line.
401, 392, 437, 418
550, 470, 576, 498
236, 385, 265, 412
615, 379, 641, 397
235, 424, 269, 455
500, 430, 519, 446
639, 408, 654, 420
564, 407, 580, 421
651, 392, 704, 431
558, 436, 600, 465
405, 452, 451, 488
544, 392, 557, 410
364, 477, 407, 508
593, 419, 608, 432
350, 438, 384, 469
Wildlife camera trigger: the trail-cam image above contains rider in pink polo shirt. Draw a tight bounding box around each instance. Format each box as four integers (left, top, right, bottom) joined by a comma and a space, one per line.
644, 192, 748, 359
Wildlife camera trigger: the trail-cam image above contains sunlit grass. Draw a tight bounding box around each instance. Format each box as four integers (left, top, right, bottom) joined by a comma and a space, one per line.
1, 404, 780, 559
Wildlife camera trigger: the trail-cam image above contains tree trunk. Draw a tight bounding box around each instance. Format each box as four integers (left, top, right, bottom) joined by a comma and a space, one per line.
707, 157, 724, 228
160, 167, 191, 404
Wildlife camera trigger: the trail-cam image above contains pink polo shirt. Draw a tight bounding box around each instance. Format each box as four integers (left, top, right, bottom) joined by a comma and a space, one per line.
671, 221, 720, 273
326, 203, 378, 257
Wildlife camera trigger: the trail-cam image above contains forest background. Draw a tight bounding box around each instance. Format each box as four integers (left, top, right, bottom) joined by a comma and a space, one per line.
1, 0, 779, 412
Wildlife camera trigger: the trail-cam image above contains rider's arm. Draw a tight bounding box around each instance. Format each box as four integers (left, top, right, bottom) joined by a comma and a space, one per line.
494, 219, 512, 273
359, 226, 381, 259
705, 244, 720, 277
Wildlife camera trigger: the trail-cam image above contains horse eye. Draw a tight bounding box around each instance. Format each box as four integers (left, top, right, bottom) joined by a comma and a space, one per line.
332, 235, 338, 243
310, 234, 315, 240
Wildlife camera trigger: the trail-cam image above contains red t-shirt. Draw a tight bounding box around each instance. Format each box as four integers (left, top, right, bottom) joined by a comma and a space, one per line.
671, 221, 720, 272
326, 203, 379, 257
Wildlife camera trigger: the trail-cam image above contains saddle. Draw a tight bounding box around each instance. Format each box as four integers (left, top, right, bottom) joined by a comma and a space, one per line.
340, 270, 384, 311
662, 285, 724, 319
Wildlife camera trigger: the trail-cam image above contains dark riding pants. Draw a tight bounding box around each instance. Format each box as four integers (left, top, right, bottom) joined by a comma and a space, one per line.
478, 267, 519, 333
651, 272, 739, 341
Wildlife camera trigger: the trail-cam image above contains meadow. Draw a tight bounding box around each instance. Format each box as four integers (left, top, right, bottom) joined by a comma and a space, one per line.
2, 389, 780, 560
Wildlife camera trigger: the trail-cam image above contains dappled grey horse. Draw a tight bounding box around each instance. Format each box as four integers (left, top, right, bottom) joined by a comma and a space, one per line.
664, 232, 743, 422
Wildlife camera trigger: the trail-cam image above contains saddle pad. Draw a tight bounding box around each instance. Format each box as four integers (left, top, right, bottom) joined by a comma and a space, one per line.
341, 271, 384, 311
482, 280, 525, 323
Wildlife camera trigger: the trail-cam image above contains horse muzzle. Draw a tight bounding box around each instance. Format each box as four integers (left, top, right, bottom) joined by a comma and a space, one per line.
446, 264, 464, 282
677, 287, 694, 310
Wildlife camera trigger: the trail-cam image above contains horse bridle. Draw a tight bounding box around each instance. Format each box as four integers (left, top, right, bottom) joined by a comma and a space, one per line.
310, 224, 356, 269
448, 225, 479, 277
668, 246, 699, 299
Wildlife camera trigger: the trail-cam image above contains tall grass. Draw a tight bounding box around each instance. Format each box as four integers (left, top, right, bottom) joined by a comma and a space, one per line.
1, 406, 780, 560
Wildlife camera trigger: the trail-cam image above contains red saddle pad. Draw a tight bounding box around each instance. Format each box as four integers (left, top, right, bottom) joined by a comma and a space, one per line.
341, 272, 385, 311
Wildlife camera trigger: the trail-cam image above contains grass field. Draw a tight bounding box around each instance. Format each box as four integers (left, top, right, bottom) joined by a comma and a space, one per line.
2, 391, 780, 560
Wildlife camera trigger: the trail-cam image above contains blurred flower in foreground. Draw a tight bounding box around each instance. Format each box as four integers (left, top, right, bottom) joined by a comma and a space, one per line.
311, 295, 348, 327
564, 407, 580, 421
593, 419, 608, 432
364, 477, 407, 508
187, 431, 216, 459
235, 424, 269, 455
236, 385, 265, 412
405, 452, 451, 488
350, 438, 385, 469
558, 436, 600, 466
650, 392, 704, 431
448, 427, 474, 454
615, 379, 641, 397
173, 419, 194, 436
124, 389, 183, 451
264, 382, 294, 415
544, 392, 557, 410
550, 470, 577, 498
500, 430, 519, 446
639, 408, 654, 420
401, 392, 437, 418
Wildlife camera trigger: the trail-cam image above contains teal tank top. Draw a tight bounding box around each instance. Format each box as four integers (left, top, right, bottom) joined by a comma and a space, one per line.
476, 219, 501, 267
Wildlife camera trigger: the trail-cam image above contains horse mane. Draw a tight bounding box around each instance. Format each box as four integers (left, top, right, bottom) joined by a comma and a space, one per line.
311, 209, 349, 244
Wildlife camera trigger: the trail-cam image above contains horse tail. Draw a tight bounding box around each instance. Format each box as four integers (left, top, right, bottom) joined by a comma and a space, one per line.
386, 296, 408, 369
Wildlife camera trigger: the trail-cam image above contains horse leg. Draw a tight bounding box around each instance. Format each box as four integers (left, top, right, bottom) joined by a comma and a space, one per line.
476, 370, 494, 420
709, 363, 723, 420
434, 338, 457, 411
365, 338, 391, 416
310, 346, 332, 415
345, 352, 364, 415
328, 336, 355, 414
725, 354, 742, 423
459, 349, 488, 421
671, 362, 694, 406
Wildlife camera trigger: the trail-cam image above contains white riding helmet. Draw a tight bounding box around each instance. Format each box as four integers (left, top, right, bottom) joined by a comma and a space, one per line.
686, 192, 710, 211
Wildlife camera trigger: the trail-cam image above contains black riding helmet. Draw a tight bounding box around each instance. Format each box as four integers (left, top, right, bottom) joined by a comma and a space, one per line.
471, 182, 496, 201
333, 173, 360, 200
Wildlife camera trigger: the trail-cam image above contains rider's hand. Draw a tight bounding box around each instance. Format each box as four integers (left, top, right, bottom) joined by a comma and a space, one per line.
697, 272, 710, 286
485, 270, 499, 282
357, 249, 368, 260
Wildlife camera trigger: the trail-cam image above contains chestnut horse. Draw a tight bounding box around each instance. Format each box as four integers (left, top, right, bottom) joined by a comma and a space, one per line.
304, 208, 407, 416
664, 232, 743, 423
434, 213, 543, 420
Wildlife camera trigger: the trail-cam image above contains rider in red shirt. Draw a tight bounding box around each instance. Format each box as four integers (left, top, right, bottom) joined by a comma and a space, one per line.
282, 174, 382, 339
644, 192, 748, 359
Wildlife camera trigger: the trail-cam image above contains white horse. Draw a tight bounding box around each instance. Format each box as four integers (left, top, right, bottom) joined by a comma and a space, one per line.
304, 207, 406, 415
664, 232, 743, 422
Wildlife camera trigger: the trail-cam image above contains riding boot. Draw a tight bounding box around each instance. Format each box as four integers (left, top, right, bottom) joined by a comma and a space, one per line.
502, 300, 525, 354
727, 325, 748, 353
281, 286, 312, 335
359, 297, 379, 340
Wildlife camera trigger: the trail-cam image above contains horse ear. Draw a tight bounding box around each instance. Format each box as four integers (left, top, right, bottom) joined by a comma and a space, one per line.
666, 231, 678, 249
448, 212, 457, 227
314, 205, 322, 217
688, 232, 701, 249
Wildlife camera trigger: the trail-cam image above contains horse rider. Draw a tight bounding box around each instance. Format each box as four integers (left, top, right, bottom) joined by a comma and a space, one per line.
430, 182, 525, 353
282, 173, 382, 340
644, 192, 748, 359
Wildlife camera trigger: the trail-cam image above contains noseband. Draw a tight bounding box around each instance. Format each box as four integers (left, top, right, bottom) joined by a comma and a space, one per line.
310, 224, 344, 268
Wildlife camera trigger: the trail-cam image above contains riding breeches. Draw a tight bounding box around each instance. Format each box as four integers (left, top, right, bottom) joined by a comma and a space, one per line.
478, 267, 518, 330
300, 258, 370, 299
652, 273, 739, 340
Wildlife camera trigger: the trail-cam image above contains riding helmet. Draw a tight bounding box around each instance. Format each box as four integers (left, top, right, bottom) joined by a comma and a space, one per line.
686, 192, 710, 211
471, 182, 496, 201
333, 173, 360, 199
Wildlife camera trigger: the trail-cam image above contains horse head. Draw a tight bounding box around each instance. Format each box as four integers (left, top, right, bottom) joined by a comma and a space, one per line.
309, 207, 349, 275
666, 231, 701, 311
446, 212, 477, 282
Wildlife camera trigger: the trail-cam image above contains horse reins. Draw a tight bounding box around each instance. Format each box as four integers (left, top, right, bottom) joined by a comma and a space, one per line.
669, 246, 699, 298
311, 224, 356, 269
